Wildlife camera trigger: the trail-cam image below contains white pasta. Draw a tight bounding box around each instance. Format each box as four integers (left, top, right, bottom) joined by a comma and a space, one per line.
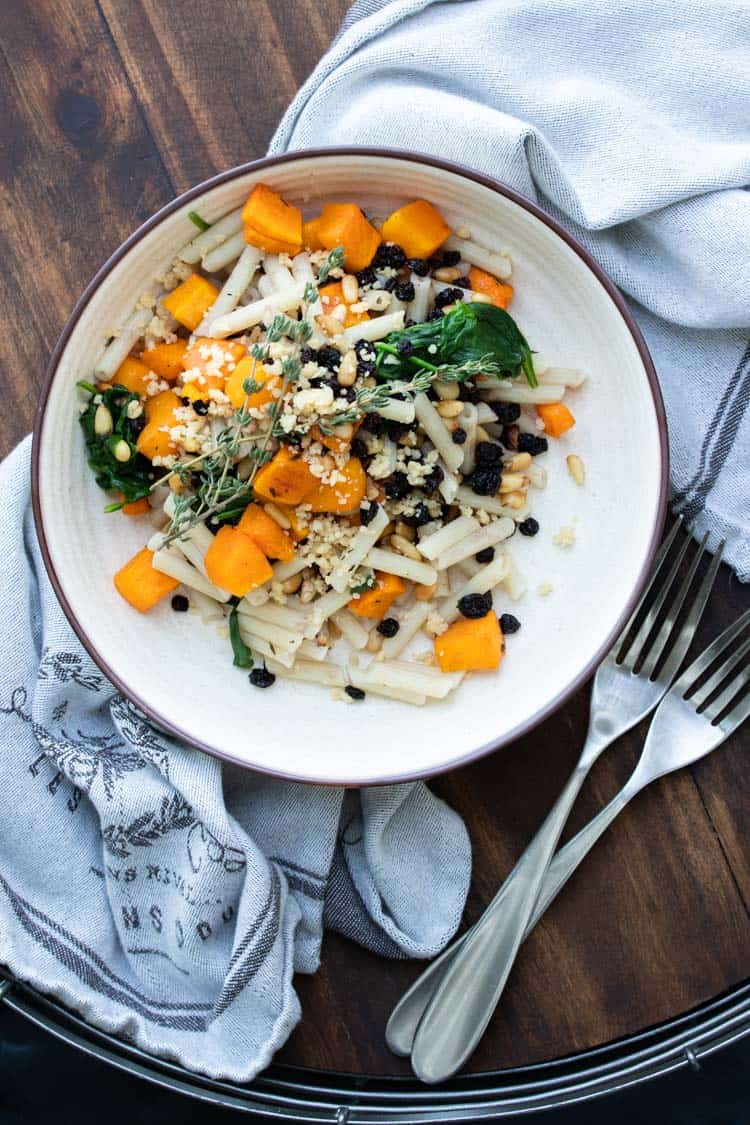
257, 274, 277, 299
454, 486, 527, 519
202, 231, 246, 273
152, 547, 231, 603
306, 588, 354, 631
209, 283, 306, 337
437, 462, 460, 503
329, 506, 388, 592
439, 553, 510, 623
266, 658, 346, 687
346, 668, 428, 706
442, 235, 512, 280
178, 206, 244, 264
406, 274, 431, 323
418, 515, 479, 560
238, 599, 307, 632
414, 393, 464, 472
353, 660, 464, 700
171, 535, 211, 580
379, 602, 431, 660
94, 308, 152, 379
236, 611, 302, 655
365, 546, 438, 586
475, 402, 497, 424
342, 310, 404, 347
459, 402, 479, 474
291, 252, 314, 283
298, 638, 330, 662
435, 517, 515, 571
481, 382, 565, 405
262, 254, 295, 290
196, 245, 262, 333
272, 555, 309, 583
187, 588, 227, 623
330, 610, 370, 650
377, 398, 416, 424
240, 629, 296, 670
539, 367, 587, 388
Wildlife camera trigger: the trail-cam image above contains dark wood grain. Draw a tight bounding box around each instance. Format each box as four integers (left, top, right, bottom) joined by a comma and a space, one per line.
1, 0, 747, 1080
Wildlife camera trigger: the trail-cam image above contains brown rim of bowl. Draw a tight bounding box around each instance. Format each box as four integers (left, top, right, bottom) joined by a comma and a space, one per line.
31, 146, 669, 787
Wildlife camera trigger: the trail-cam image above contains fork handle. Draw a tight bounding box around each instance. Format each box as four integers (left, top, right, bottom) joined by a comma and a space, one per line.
386, 777, 641, 1060
526, 782, 636, 930
410, 762, 591, 1083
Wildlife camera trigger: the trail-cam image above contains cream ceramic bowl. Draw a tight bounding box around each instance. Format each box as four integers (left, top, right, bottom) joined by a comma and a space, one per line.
33, 149, 668, 785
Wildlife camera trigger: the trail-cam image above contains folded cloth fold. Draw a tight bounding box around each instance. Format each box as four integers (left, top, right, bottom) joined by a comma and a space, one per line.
0, 438, 470, 1081
270, 0, 750, 579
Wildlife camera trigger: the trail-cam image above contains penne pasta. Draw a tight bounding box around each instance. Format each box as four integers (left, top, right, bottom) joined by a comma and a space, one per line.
209, 283, 306, 337
152, 547, 231, 603
418, 515, 479, 560
94, 309, 152, 380
329, 506, 388, 592
415, 393, 464, 472
178, 206, 244, 264
434, 517, 515, 571
365, 546, 438, 587
342, 310, 405, 347
441, 235, 512, 280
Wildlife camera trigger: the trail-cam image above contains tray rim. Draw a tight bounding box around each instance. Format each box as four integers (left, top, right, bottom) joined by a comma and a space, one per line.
3, 971, 749, 1120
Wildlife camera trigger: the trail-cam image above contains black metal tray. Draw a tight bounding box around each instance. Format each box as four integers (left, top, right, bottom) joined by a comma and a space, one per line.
2, 970, 749, 1121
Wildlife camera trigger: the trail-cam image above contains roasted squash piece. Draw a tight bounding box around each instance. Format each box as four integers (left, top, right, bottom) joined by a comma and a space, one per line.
348, 572, 406, 619
434, 611, 503, 672
114, 548, 179, 613
204, 526, 273, 597
380, 199, 451, 259
237, 504, 295, 562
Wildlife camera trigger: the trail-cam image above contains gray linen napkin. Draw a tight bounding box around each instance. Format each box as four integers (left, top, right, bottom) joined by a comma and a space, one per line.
0, 438, 470, 1081
270, 0, 750, 580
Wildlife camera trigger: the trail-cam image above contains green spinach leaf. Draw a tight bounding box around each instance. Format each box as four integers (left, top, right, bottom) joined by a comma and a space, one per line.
78, 383, 154, 507
229, 606, 254, 668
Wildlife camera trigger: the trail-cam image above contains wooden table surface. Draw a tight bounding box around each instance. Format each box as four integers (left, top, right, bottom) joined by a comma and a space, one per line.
2, 0, 748, 1079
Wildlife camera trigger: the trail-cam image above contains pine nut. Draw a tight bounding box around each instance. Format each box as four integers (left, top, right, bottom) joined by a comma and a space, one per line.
436, 400, 464, 419
441, 303, 458, 314
456, 225, 472, 239
337, 350, 357, 387
499, 472, 528, 493
378, 521, 394, 542
319, 314, 344, 336
366, 629, 383, 653
475, 425, 491, 442
567, 454, 585, 486
390, 533, 423, 561
341, 274, 359, 304
281, 573, 302, 594
433, 266, 461, 282
471, 293, 494, 305
113, 439, 131, 463
326, 619, 341, 641
433, 380, 460, 400
126, 400, 143, 420
507, 452, 532, 472
263, 502, 291, 530
504, 491, 526, 510
394, 520, 416, 541
332, 421, 354, 440
236, 456, 253, 481
94, 404, 113, 436
299, 578, 317, 604
168, 474, 184, 494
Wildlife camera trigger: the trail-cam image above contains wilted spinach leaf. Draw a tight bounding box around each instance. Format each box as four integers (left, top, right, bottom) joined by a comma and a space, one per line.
78, 383, 153, 507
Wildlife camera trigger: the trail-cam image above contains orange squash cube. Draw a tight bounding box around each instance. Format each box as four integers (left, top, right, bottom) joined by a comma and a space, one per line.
318, 282, 369, 329
113, 356, 153, 397
306, 458, 366, 514
253, 448, 316, 506
140, 340, 189, 382
468, 267, 514, 309
242, 184, 303, 255
434, 612, 503, 673
316, 204, 381, 273
204, 526, 273, 597
162, 274, 219, 331
224, 357, 279, 410
348, 572, 406, 619
536, 402, 576, 438
137, 389, 182, 461
114, 548, 179, 613
381, 200, 452, 259
237, 504, 295, 562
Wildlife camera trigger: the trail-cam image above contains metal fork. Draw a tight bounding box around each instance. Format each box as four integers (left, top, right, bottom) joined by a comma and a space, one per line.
387, 520, 724, 1081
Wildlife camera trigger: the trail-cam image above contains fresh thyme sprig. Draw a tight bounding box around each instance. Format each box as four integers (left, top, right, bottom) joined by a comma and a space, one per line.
161, 246, 346, 543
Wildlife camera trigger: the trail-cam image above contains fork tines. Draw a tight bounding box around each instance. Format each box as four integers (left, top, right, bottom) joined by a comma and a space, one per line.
617, 518, 725, 685
679, 608, 750, 731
